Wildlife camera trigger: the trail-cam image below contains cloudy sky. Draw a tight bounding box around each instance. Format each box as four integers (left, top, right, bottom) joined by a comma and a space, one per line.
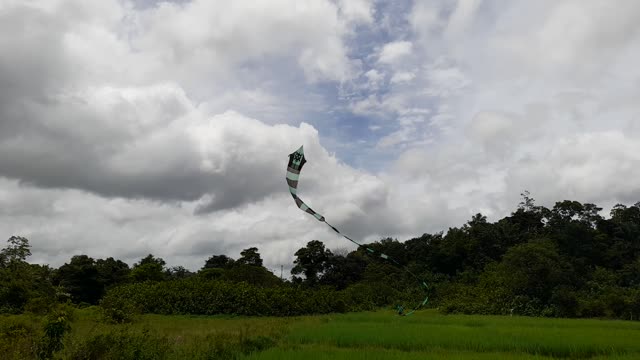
2, 0, 640, 274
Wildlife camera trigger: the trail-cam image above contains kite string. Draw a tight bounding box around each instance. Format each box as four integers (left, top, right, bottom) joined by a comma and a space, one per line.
323, 219, 429, 314
286, 147, 428, 315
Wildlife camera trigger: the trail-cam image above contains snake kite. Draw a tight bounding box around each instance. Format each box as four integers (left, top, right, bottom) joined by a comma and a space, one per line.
286, 145, 429, 316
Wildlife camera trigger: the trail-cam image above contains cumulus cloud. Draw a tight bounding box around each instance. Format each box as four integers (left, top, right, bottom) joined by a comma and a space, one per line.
378, 40, 413, 65
0, 0, 381, 270
383, 0, 640, 218
2, 0, 640, 274
390, 71, 415, 84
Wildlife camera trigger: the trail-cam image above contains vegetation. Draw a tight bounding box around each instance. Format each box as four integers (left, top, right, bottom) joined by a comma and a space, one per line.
1, 309, 639, 359
1, 193, 639, 319
1, 193, 640, 358
2, 194, 640, 321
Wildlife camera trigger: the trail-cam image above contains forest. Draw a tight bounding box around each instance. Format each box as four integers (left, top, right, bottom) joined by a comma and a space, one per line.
2, 194, 640, 322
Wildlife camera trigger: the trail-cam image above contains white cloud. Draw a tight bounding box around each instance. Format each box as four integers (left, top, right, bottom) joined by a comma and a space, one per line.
0, 0, 382, 271
378, 40, 413, 65
422, 60, 471, 97
132, 0, 362, 84
364, 69, 385, 90
348, 0, 640, 231
336, 0, 374, 25
2, 0, 640, 275
390, 71, 415, 84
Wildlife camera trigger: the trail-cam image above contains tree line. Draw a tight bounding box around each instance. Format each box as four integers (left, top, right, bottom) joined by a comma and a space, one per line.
1, 193, 639, 320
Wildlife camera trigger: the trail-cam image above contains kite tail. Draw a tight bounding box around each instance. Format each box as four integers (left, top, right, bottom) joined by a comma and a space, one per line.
323, 219, 430, 316
287, 146, 429, 315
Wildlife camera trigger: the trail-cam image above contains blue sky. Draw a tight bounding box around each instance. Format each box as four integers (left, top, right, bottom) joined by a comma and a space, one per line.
1, 0, 640, 273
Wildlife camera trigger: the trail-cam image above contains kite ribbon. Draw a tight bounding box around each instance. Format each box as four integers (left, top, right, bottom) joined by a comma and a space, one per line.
286, 146, 429, 315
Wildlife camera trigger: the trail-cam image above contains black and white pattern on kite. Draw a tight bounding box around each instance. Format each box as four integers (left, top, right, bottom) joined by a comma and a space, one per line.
286, 146, 324, 222
287, 148, 306, 171
285, 145, 430, 316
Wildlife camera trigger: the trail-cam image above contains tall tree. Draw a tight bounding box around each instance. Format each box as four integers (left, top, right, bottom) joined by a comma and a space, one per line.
167, 266, 194, 279
237, 247, 263, 267
96, 257, 130, 288
56, 255, 102, 304
292, 240, 332, 286
0, 236, 53, 313
130, 254, 166, 282
203, 254, 235, 269
320, 252, 367, 290
0, 235, 31, 268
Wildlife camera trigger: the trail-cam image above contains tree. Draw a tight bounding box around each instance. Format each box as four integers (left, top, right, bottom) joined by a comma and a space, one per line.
0, 235, 31, 267
237, 247, 263, 267
0, 236, 34, 312
222, 265, 282, 287
0, 236, 57, 313
167, 266, 194, 279
518, 190, 536, 211
610, 203, 640, 224
321, 251, 367, 290
203, 254, 235, 269
291, 240, 332, 286
55, 255, 102, 304
130, 254, 166, 282
497, 239, 569, 305
96, 257, 130, 289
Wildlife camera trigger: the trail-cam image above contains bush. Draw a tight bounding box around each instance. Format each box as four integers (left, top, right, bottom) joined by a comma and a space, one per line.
67, 328, 170, 360
0, 315, 41, 360
100, 278, 381, 317
36, 305, 73, 360
23, 297, 55, 316
99, 295, 140, 324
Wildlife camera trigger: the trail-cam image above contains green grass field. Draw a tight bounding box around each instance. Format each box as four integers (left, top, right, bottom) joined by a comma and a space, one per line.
248, 311, 640, 359
2, 308, 640, 359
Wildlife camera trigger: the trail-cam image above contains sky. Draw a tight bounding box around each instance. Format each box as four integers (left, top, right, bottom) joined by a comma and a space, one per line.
1, 0, 640, 275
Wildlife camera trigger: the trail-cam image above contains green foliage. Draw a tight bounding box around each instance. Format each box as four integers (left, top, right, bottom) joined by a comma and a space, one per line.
130, 254, 167, 282
221, 264, 283, 287
0, 237, 56, 314
67, 328, 171, 360
4, 310, 640, 360
237, 247, 263, 267
64, 324, 278, 360
55, 255, 103, 305
0, 315, 41, 360
36, 304, 73, 359
166, 266, 194, 279
292, 240, 332, 286
24, 297, 56, 315
5, 194, 640, 321
320, 251, 367, 290
96, 257, 131, 288
100, 278, 376, 317
203, 254, 235, 270
99, 293, 141, 324
0, 236, 32, 267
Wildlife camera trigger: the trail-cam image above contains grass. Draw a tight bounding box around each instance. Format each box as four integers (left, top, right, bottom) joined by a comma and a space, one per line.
271, 310, 640, 359
59, 307, 290, 359
2, 308, 639, 359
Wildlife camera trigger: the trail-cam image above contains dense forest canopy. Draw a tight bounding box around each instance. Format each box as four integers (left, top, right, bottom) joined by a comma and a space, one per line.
2, 194, 639, 320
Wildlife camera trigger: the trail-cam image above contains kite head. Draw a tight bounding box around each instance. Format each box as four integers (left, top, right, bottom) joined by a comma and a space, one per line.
287, 146, 306, 171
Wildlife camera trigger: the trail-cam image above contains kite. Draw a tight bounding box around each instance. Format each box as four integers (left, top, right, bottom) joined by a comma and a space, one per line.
286, 145, 429, 316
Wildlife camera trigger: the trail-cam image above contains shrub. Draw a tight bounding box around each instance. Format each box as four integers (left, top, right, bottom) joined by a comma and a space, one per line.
67, 328, 170, 360
99, 295, 140, 324
100, 278, 381, 317
36, 305, 73, 360
0, 315, 40, 360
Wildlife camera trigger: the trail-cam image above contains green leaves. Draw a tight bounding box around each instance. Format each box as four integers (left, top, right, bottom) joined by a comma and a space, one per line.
100, 278, 376, 317
292, 240, 332, 286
